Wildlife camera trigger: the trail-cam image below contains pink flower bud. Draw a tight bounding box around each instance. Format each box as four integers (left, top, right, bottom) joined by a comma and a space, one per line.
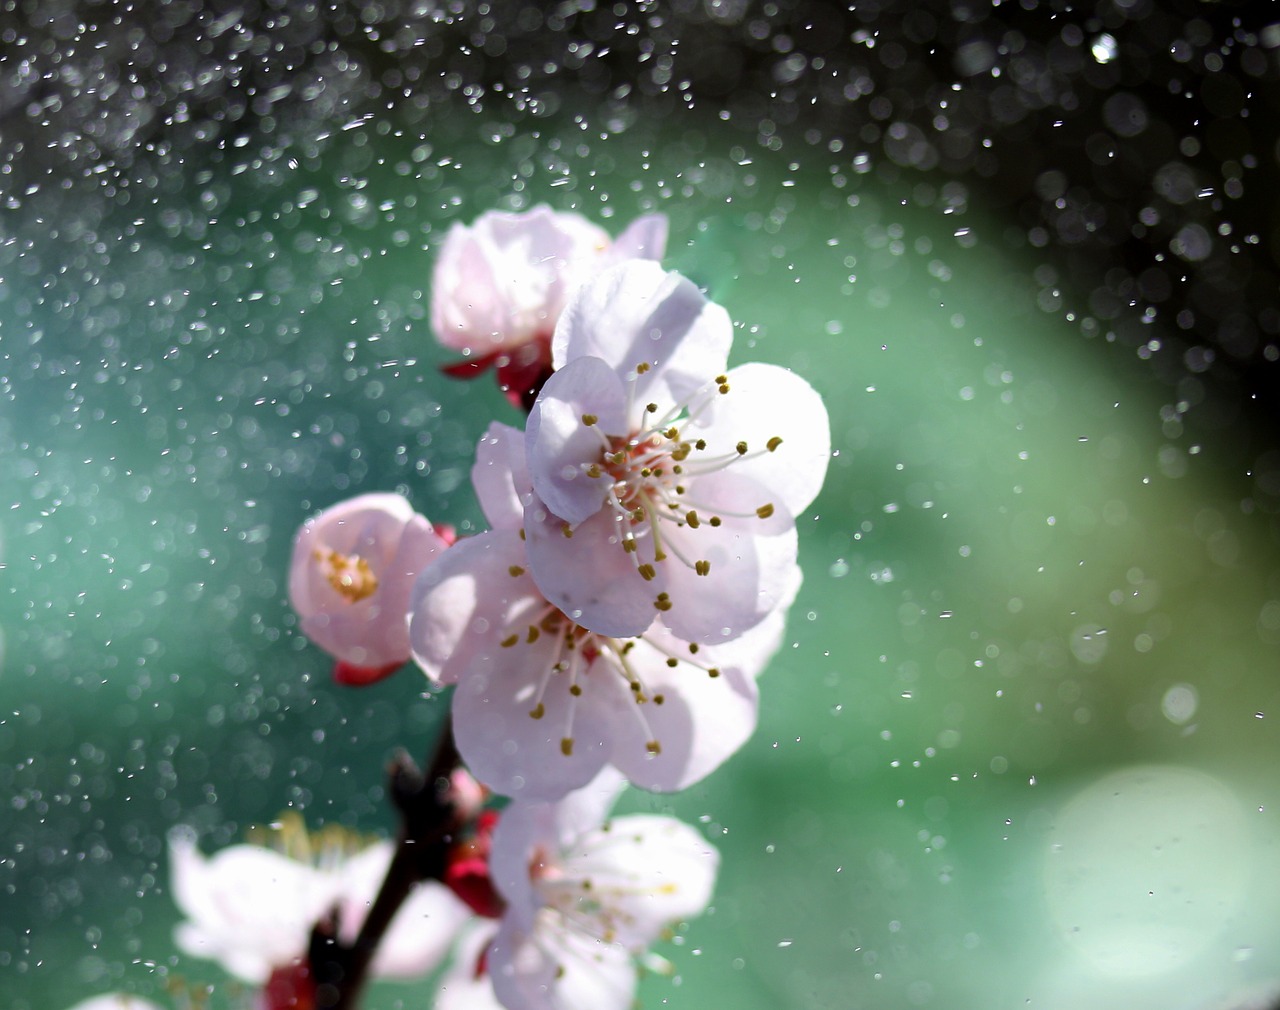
288, 493, 451, 676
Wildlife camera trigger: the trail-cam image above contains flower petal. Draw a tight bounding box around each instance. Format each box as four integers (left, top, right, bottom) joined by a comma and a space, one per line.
408, 530, 543, 685
684, 361, 831, 517
488, 915, 636, 1010
489, 770, 628, 927
436, 921, 505, 1010
651, 470, 798, 643
431, 206, 609, 356
526, 357, 627, 525
603, 214, 668, 264
65, 997, 167, 1010
550, 261, 732, 411
557, 814, 719, 949
473, 421, 532, 531
604, 645, 759, 793
450, 622, 623, 801
523, 500, 660, 640
168, 830, 318, 982
371, 875, 472, 978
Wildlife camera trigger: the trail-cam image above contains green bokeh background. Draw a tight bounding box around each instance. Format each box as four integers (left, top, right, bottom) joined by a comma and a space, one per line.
3, 27, 1280, 1010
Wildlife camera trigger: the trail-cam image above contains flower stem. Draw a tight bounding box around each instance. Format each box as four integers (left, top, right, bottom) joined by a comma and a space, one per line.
308, 714, 462, 1010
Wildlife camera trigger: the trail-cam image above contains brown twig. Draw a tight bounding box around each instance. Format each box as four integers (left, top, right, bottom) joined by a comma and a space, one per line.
308, 714, 463, 1010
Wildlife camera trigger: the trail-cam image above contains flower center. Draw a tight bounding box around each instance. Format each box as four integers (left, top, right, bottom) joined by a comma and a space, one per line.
313, 547, 378, 603
246, 810, 374, 869
576, 369, 783, 597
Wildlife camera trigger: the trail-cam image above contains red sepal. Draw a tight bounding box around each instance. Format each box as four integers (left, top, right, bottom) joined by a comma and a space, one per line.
332, 659, 404, 686
444, 809, 506, 918
262, 960, 317, 1010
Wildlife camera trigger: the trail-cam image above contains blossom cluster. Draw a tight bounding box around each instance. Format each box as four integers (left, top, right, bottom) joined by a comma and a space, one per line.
77, 206, 828, 1010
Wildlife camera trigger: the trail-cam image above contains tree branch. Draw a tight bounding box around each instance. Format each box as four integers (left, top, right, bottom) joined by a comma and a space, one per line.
308, 714, 463, 1010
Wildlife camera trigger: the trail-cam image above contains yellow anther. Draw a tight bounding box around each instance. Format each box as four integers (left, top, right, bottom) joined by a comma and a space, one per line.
636, 362, 650, 374
718, 383, 730, 394
646, 740, 662, 755
714, 374, 727, 384
665, 427, 680, 439
509, 565, 525, 577
736, 441, 748, 455
646, 402, 659, 413
582, 413, 598, 425
767, 436, 783, 452
708, 667, 721, 678
527, 625, 540, 643
638, 563, 657, 581
586, 464, 603, 479
560, 738, 574, 756
695, 438, 707, 450
695, 560, 711, 576
562, 524, 574, 538
756, 503, 775, 519
569, 684, 582, 697
685, 510, 700, 528
709, 516, 722, 527
630, 681, 642, 692
315, 549, 379, 603
621, 641, 636, 654
654, 593, 672, 612
623, 537, 639, 554
653, 693, 665, 704
501, 634, 519, 648
653, 549, 668, 562
688, 643, 700, 654
529, 702, 545, 719
666, 658, 678, 668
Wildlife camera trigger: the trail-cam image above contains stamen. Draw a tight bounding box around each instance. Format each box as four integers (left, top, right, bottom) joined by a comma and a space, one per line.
529, 702, 545, 719
654, 593, 672, 611
767, 436, 783, 452
501, 634, 519, 648
736, 441, 748, 455
582, 413, 598, 425
646, 740, 661, 754
315, 548, 379, 603
756, 504, 775, 519
560, 738, 574, 756
509, 565, 525, 576
694, 560, 711, 576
